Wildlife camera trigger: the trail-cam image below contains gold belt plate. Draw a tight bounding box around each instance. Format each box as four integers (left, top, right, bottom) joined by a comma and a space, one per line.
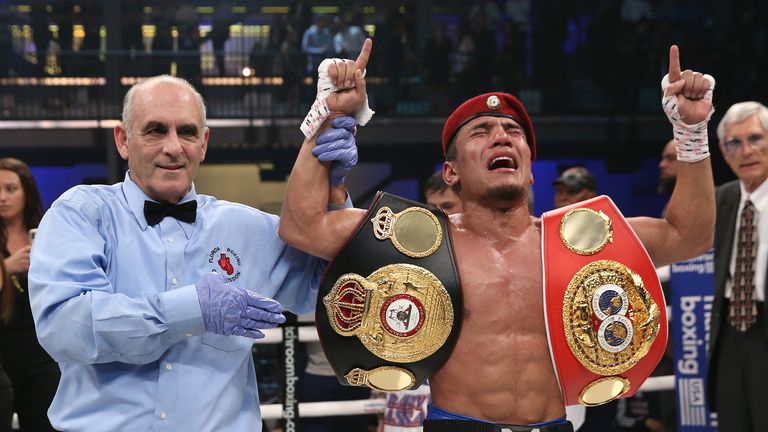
323, 263, 454, 363
562, 260, 661, 375
371, 206, 442, 258
559, 208, 613, 255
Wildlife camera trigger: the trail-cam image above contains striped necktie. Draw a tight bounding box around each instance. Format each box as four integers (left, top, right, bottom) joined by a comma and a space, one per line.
730, 199, 758, 331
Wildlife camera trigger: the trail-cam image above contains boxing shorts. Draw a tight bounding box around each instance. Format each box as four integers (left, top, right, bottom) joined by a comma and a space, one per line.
424, 406, 573, 432
315, 192, 462, 391
542, 195, 667, 406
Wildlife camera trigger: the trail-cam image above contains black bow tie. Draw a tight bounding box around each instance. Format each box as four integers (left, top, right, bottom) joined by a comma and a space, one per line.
144, 200, 197, 226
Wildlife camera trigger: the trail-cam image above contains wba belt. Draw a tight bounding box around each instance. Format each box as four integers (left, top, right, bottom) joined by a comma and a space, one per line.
542, 195, 667, 406
316, 192, 462, 391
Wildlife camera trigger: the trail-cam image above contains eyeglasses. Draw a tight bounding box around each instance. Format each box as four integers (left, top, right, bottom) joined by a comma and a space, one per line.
723, 134, 767, 155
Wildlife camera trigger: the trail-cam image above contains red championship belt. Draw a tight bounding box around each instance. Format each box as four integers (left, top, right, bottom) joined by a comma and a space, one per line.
542, 195, 667, 406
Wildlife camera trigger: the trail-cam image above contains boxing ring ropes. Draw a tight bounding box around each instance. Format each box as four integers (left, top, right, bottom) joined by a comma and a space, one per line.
10, 300, 678, 429
7, 314, 675, 430
254, 311, 677, 421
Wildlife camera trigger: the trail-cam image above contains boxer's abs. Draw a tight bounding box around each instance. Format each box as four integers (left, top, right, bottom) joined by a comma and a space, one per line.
429, 273, 565, 424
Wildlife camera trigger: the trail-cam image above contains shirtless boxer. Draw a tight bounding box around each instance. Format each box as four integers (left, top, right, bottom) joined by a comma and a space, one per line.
279, 40, 715, 431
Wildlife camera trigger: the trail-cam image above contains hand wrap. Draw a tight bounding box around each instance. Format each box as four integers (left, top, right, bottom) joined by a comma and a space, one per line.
300, 58, 375, 139
660, 73, 716, 163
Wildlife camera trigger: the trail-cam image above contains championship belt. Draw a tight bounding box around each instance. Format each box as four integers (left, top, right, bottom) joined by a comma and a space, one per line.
316, 192, 462, 392
542, 195, 667, 406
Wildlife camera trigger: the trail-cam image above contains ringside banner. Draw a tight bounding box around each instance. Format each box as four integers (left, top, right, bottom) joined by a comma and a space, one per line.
670, 248, 717, 431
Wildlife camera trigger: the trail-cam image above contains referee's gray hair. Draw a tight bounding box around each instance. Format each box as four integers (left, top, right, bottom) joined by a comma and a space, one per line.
121, 75, 207, 137
716, 101, 768, 142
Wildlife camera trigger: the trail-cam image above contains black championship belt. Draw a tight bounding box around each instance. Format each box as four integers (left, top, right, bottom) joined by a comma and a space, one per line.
316, 192, 462, 391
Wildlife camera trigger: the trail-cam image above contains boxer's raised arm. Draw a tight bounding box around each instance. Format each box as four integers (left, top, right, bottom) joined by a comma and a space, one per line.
279, 125, 366, 260
629, 45, 715, 266
279, 41, 373, 260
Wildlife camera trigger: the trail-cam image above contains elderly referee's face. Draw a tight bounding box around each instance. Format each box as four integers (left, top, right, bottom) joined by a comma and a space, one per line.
116, 82, 209, 204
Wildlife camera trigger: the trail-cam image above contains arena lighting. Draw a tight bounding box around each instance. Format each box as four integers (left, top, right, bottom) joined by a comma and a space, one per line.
0, 77, 105, 86
241, 67, 254, 77
200, 76, 289, 86
311, 6, 340, 14
261, 6, 290, 14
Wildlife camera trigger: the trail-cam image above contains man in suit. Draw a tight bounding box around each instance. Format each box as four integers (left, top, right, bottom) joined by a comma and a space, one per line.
711, 101, 768, 431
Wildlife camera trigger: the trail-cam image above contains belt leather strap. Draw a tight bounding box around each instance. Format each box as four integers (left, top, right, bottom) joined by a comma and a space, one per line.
316, 192, 462, 390
542, 195, 668, 406
423, 419, 574, 432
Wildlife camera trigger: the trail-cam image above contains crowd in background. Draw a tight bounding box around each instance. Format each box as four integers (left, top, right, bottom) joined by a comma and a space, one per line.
1, 0, 767, 115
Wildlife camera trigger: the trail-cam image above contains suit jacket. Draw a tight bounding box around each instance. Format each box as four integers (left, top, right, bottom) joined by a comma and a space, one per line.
708, 179, 768, 408
708, 180, 739, 409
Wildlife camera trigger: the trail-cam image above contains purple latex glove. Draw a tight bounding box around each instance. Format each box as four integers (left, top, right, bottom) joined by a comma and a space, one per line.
312, 116, 358, 185
195, 273, 286, 339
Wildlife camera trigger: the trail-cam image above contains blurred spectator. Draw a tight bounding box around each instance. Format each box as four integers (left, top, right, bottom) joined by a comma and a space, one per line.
52, 3, 74, 75
210, 0, 234, 75
497, 20, 526, 95
453, 20, 476, 102
614, 393, 665, 432
534, 0, 570, 112
553, 166, 597, 209
121, 0, 145, 53
620, 0, 653, 23
173, 0, 201, 83
0, 259, 11, 432
470, 12, 497, 94
276, 27, 304, 114
76, 14, 104, 77
658, 139, 677, 197
528, 185, 535, 215
423, 23, 453, 113
176, 23, 203, 85
30, 3, 50, 75
301, 15, 333, 76
470, 0, 502, 29
150, 25, 174, 76
505, 0, 532, 27
424, 170, 462, 215
333, 14, 367, 59
379, 15, 410, 114
0, 158, 60, 431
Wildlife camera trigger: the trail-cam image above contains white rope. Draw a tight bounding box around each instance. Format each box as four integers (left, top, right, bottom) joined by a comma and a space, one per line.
260, 315, 678, 419
255, 326, 320, 344
262, 398, 385, 419
258, 375, 676, 419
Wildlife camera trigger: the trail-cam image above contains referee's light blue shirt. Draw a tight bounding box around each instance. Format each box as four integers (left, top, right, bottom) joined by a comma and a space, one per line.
29, 172, 324, 431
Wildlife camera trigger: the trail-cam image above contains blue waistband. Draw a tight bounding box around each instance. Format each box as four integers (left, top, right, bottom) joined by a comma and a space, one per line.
426, 404, 568, 427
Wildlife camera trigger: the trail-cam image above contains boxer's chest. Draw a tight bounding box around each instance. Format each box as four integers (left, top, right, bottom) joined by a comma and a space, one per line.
453, 231, 544, 332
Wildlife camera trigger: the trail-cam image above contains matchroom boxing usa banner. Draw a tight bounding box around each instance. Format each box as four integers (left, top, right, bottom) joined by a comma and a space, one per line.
670, 248, 717, 431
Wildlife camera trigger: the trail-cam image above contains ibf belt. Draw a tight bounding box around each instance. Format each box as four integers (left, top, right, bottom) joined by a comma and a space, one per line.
542, 195, 667, 406
316, 192, 462, 392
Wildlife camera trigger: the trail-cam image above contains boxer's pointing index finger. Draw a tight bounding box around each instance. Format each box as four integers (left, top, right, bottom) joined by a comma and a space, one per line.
356, 38, 372, 71
668, 45, 681, 83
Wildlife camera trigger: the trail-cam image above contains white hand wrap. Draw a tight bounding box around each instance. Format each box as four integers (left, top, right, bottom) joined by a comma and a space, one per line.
660, 73, 716, 163
300, 58, 375, 139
